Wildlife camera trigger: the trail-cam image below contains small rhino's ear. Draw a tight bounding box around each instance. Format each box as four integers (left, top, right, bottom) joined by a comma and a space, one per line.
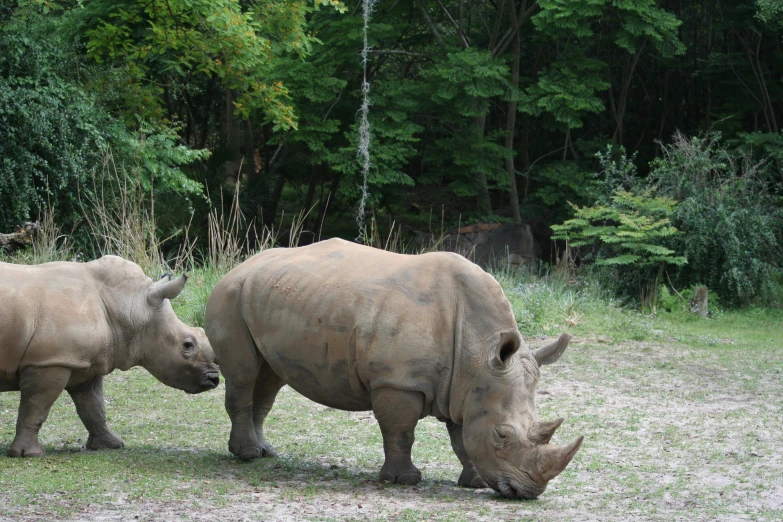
148, 274, 188, 306
159, 273, 172, 282
533, 333, 572, 366
492, 331, 521, 370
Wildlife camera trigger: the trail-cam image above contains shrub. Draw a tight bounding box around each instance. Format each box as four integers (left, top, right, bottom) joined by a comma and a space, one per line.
652, 132, 783, 305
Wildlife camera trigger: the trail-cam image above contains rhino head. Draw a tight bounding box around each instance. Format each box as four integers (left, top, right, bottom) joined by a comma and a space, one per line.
461, 333, 582, 499
136, 274, 220, 394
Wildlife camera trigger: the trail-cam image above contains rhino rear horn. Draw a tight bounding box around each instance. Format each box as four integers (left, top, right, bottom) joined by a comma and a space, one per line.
536, 436, 583, 482
528, 418, 564, 445
148, 274, 188, 306
533, 333, 572, 366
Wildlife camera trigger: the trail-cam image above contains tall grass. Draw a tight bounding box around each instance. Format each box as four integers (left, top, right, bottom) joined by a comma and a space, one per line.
494, 265, 660, 342
0, 207, 73, 265
82, 155, 165, 274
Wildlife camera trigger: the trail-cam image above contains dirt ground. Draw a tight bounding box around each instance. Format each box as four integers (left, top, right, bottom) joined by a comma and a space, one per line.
2, 333, 782, 521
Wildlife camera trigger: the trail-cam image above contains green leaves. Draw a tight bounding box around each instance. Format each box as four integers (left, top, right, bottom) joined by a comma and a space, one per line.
80, 0, 344, 130
426, 48, 511, 117
552, 188, 687, 267
519, 52, 608, 129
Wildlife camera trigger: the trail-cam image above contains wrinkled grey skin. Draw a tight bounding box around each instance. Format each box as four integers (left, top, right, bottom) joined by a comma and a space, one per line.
0, 255, 219, 457
205, 238, 582, 499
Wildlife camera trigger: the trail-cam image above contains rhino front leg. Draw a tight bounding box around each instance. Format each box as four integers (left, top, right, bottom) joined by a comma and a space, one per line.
446, 420, 488, 488
67, 376, 124, 450
372, 388, 423, 485
9, 366, 71, 457
252, 365, 285, 457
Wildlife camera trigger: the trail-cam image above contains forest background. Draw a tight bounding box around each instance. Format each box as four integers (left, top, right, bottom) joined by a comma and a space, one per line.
1, 0, 782, 308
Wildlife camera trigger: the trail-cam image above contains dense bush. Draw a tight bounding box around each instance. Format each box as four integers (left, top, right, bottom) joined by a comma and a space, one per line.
652, 132, 783, 305
0, 14, 107, 233
554, 134, 783, 307
0, 5, 207, 251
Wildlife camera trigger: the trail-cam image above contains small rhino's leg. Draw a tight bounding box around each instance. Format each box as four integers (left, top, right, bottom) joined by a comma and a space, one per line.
67, 375, 124, 450
446, 420, 488, 488
252, 364, 285, 457
9, 366, 71, 458
225, 357, 264, 461
372, 388, 424, 485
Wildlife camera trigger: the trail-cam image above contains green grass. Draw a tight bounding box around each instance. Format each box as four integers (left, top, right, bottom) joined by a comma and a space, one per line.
1, 263, 782, 520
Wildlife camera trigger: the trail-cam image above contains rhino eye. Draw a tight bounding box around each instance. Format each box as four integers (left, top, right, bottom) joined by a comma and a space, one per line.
183, 341, 195, 353
495, 425, 513, 442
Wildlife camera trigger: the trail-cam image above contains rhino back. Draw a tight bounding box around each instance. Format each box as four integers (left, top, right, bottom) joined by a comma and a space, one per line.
235, 239, 502, 415
0, 261, 114, 384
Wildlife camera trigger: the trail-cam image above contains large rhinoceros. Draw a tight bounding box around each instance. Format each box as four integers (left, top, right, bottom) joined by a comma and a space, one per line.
0, 255, 220, 457
205, 238, 582, 499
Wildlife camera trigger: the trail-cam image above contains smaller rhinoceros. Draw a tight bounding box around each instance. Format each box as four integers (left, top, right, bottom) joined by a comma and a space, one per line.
0, 255, 219, 457
205, 238, 582, 499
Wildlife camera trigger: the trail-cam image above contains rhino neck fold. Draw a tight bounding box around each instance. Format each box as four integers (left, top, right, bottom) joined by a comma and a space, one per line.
100, 292, 147, 372
447, 296, 472, 425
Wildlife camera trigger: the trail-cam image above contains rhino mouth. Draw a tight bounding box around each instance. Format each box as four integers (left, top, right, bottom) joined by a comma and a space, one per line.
496, 477, 544, 500
199, 371, 220, 391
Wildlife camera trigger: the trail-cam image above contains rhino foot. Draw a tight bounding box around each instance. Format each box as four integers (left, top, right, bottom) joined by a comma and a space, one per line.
229, 438, 263, 461
379, 463, 422, 485
259, 441, 278, 457
86, 432, 125, 450
8, 441, 46, 458
457, 467, 488, 488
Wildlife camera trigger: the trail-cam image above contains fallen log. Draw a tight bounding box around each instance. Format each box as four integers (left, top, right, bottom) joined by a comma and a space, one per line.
0, 222, 39, 252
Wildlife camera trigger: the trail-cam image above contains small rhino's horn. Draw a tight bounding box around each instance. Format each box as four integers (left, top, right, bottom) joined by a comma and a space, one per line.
528, 418, 564, 445
148, 274, 188, 305
536, 436, 584, 482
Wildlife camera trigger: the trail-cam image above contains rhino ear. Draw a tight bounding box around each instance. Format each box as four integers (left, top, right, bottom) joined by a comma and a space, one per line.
533, 333, 572, 366
492, 331, 521, 369
148, 274, 188, 306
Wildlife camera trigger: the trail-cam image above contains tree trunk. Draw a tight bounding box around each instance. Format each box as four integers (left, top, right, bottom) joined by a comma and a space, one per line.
611, 42, 646, 147
264, 173, 287, 228
504, 29, 522, 223
244, 118, 259, 185
691, 286, 709, 319
473, 112, 492, 218
303, 164, 323, 230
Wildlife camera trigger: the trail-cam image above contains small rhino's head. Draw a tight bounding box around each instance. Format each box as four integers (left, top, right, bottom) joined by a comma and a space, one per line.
139, 274, 220, 394
461, 333, 582, 499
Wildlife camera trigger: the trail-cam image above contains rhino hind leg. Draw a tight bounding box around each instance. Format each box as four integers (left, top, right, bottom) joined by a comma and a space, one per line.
67, 376, 124, 451
445, 421, 488, 488
372, 388, 424, 485
225, 356, 267, 461
252, 364, 285, 457
8, 366, 71, 458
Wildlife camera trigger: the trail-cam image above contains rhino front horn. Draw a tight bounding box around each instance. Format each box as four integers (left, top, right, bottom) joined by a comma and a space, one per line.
536, 436, 584, 482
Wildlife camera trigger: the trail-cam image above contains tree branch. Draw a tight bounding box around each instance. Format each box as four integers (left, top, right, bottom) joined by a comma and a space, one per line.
416, 0, 446, 48
433, 0, 470, 48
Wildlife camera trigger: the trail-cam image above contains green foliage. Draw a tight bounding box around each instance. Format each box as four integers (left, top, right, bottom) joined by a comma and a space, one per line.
519, 51, 609, 129
658, 284, 722, 315
425, 49, 511, 118
652, 132, 783, 305
331, 79, 422, 200
0, 6, 107, 232
552, 188, 686, 268
0, 3, 209, 246
79, 0, 344, 129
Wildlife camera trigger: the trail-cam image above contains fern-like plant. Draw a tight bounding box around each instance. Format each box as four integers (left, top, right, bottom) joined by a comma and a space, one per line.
551, 189, 687, 268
